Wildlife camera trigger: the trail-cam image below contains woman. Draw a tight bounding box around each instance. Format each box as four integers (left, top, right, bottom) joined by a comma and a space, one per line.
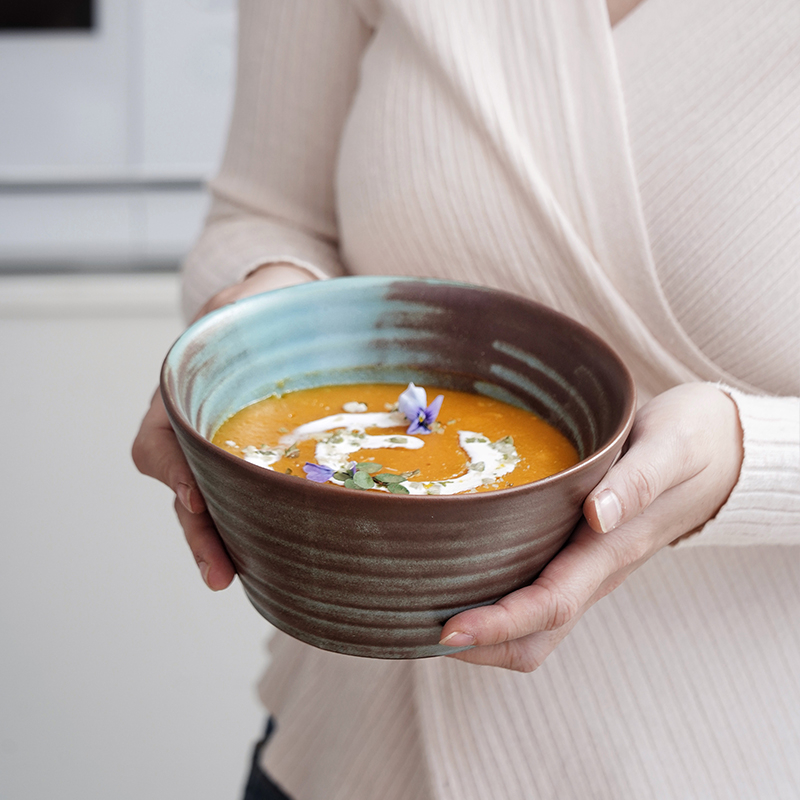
133, 0, 799, 797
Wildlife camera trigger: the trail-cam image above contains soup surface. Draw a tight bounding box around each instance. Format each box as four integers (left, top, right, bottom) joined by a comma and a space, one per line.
212, 383, 578, 495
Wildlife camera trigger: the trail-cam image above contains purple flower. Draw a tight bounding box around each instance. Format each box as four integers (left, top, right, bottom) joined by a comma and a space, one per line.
397, 382, 444, 435
303, 461, 357, 483
303, 462, 335, 482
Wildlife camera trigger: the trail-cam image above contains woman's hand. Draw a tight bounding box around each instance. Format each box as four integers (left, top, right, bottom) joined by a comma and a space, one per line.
131, 263, 315, 590
439, 383, 744, 671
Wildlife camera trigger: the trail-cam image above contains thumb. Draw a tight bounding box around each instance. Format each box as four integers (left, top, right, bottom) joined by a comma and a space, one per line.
583, 403, 695, 534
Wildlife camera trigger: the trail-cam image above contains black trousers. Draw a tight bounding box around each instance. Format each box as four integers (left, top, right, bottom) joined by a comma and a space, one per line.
243, 718, 294, 800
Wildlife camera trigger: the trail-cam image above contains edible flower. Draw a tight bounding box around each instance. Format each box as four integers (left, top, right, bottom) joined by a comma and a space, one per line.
303, 461, 360, 484
303, 462, 335, 482
398, 382, 444, 435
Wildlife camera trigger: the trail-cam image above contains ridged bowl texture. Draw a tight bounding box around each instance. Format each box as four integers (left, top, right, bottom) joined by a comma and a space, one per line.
161, 276, 635, 658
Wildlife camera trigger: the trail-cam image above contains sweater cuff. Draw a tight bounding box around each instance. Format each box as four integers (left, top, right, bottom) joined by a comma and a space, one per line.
675, 385, 800, 547
180, 201, 345, 321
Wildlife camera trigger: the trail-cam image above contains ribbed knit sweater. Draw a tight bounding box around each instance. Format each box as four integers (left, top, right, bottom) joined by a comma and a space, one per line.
182, 1, 800, 797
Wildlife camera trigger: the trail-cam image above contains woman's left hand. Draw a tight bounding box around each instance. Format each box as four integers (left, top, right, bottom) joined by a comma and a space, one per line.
439, 382, 744, 672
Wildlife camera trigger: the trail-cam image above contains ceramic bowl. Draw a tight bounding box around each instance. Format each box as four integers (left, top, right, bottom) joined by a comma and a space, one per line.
161, 276, 635, 659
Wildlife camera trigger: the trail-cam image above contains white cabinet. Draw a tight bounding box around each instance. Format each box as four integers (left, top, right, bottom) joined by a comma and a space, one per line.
0, 2, 132, 172
141, 0, 236, 173
0, 0, 237, 269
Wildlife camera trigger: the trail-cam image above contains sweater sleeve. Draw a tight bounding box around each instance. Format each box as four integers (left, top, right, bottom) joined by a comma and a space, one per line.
181, 0, 373, 320
675, 386, 800, 547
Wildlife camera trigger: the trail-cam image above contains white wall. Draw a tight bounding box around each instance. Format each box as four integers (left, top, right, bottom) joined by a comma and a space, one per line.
0, 274, 273, 800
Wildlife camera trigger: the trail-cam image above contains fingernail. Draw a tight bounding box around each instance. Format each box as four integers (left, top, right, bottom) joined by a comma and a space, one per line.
197, 560, 211, 587
594, 488, 622, 533
177, 483, 204, 514
439, 631, 475, 648
177, 483, 193, 511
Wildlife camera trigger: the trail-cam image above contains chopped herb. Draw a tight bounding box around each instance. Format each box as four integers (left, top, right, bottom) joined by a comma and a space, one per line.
389, 436, 407, 444
374, 473, 403, 484
353, 471, 375, 489
343, 478, 358, 490
387, 483, 410, 494
356, 462, 382, 473
333, 471, 353, 482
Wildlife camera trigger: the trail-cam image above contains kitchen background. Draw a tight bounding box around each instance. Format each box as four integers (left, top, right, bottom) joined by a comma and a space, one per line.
1, 2, 274, 797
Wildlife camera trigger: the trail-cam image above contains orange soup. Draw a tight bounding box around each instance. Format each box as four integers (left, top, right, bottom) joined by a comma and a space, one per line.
212, 383, 578, 495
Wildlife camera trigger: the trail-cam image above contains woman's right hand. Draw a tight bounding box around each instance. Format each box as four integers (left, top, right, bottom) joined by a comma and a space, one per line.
131, 263, 316, 590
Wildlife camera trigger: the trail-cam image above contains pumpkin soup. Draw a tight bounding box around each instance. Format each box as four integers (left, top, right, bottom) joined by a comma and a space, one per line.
212, 383, 578, 495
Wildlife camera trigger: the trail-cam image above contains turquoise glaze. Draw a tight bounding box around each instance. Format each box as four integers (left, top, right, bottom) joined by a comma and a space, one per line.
168, 277, 458, 439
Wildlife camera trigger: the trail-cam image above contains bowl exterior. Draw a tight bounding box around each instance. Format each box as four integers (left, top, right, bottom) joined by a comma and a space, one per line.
162, 276, 635, 658
171, 423, 618, 658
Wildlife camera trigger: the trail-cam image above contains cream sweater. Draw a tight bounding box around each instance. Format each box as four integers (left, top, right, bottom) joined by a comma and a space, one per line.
182, 1, 800, 797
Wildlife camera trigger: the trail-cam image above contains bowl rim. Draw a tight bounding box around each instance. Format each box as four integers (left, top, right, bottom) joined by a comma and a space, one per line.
161, 275, 637, 504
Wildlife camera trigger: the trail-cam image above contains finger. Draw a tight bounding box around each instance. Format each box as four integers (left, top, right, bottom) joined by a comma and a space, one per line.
192, 263, 315, 322
440, 522, 655, 668
440, 521, 626, 648
132, 390, 206, 514
446, 610, 584, 672
443, 523, 655, 669
174, 499, 236, 591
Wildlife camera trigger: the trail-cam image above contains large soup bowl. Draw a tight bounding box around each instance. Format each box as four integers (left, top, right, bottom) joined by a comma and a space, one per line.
161, 276, 635, 659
